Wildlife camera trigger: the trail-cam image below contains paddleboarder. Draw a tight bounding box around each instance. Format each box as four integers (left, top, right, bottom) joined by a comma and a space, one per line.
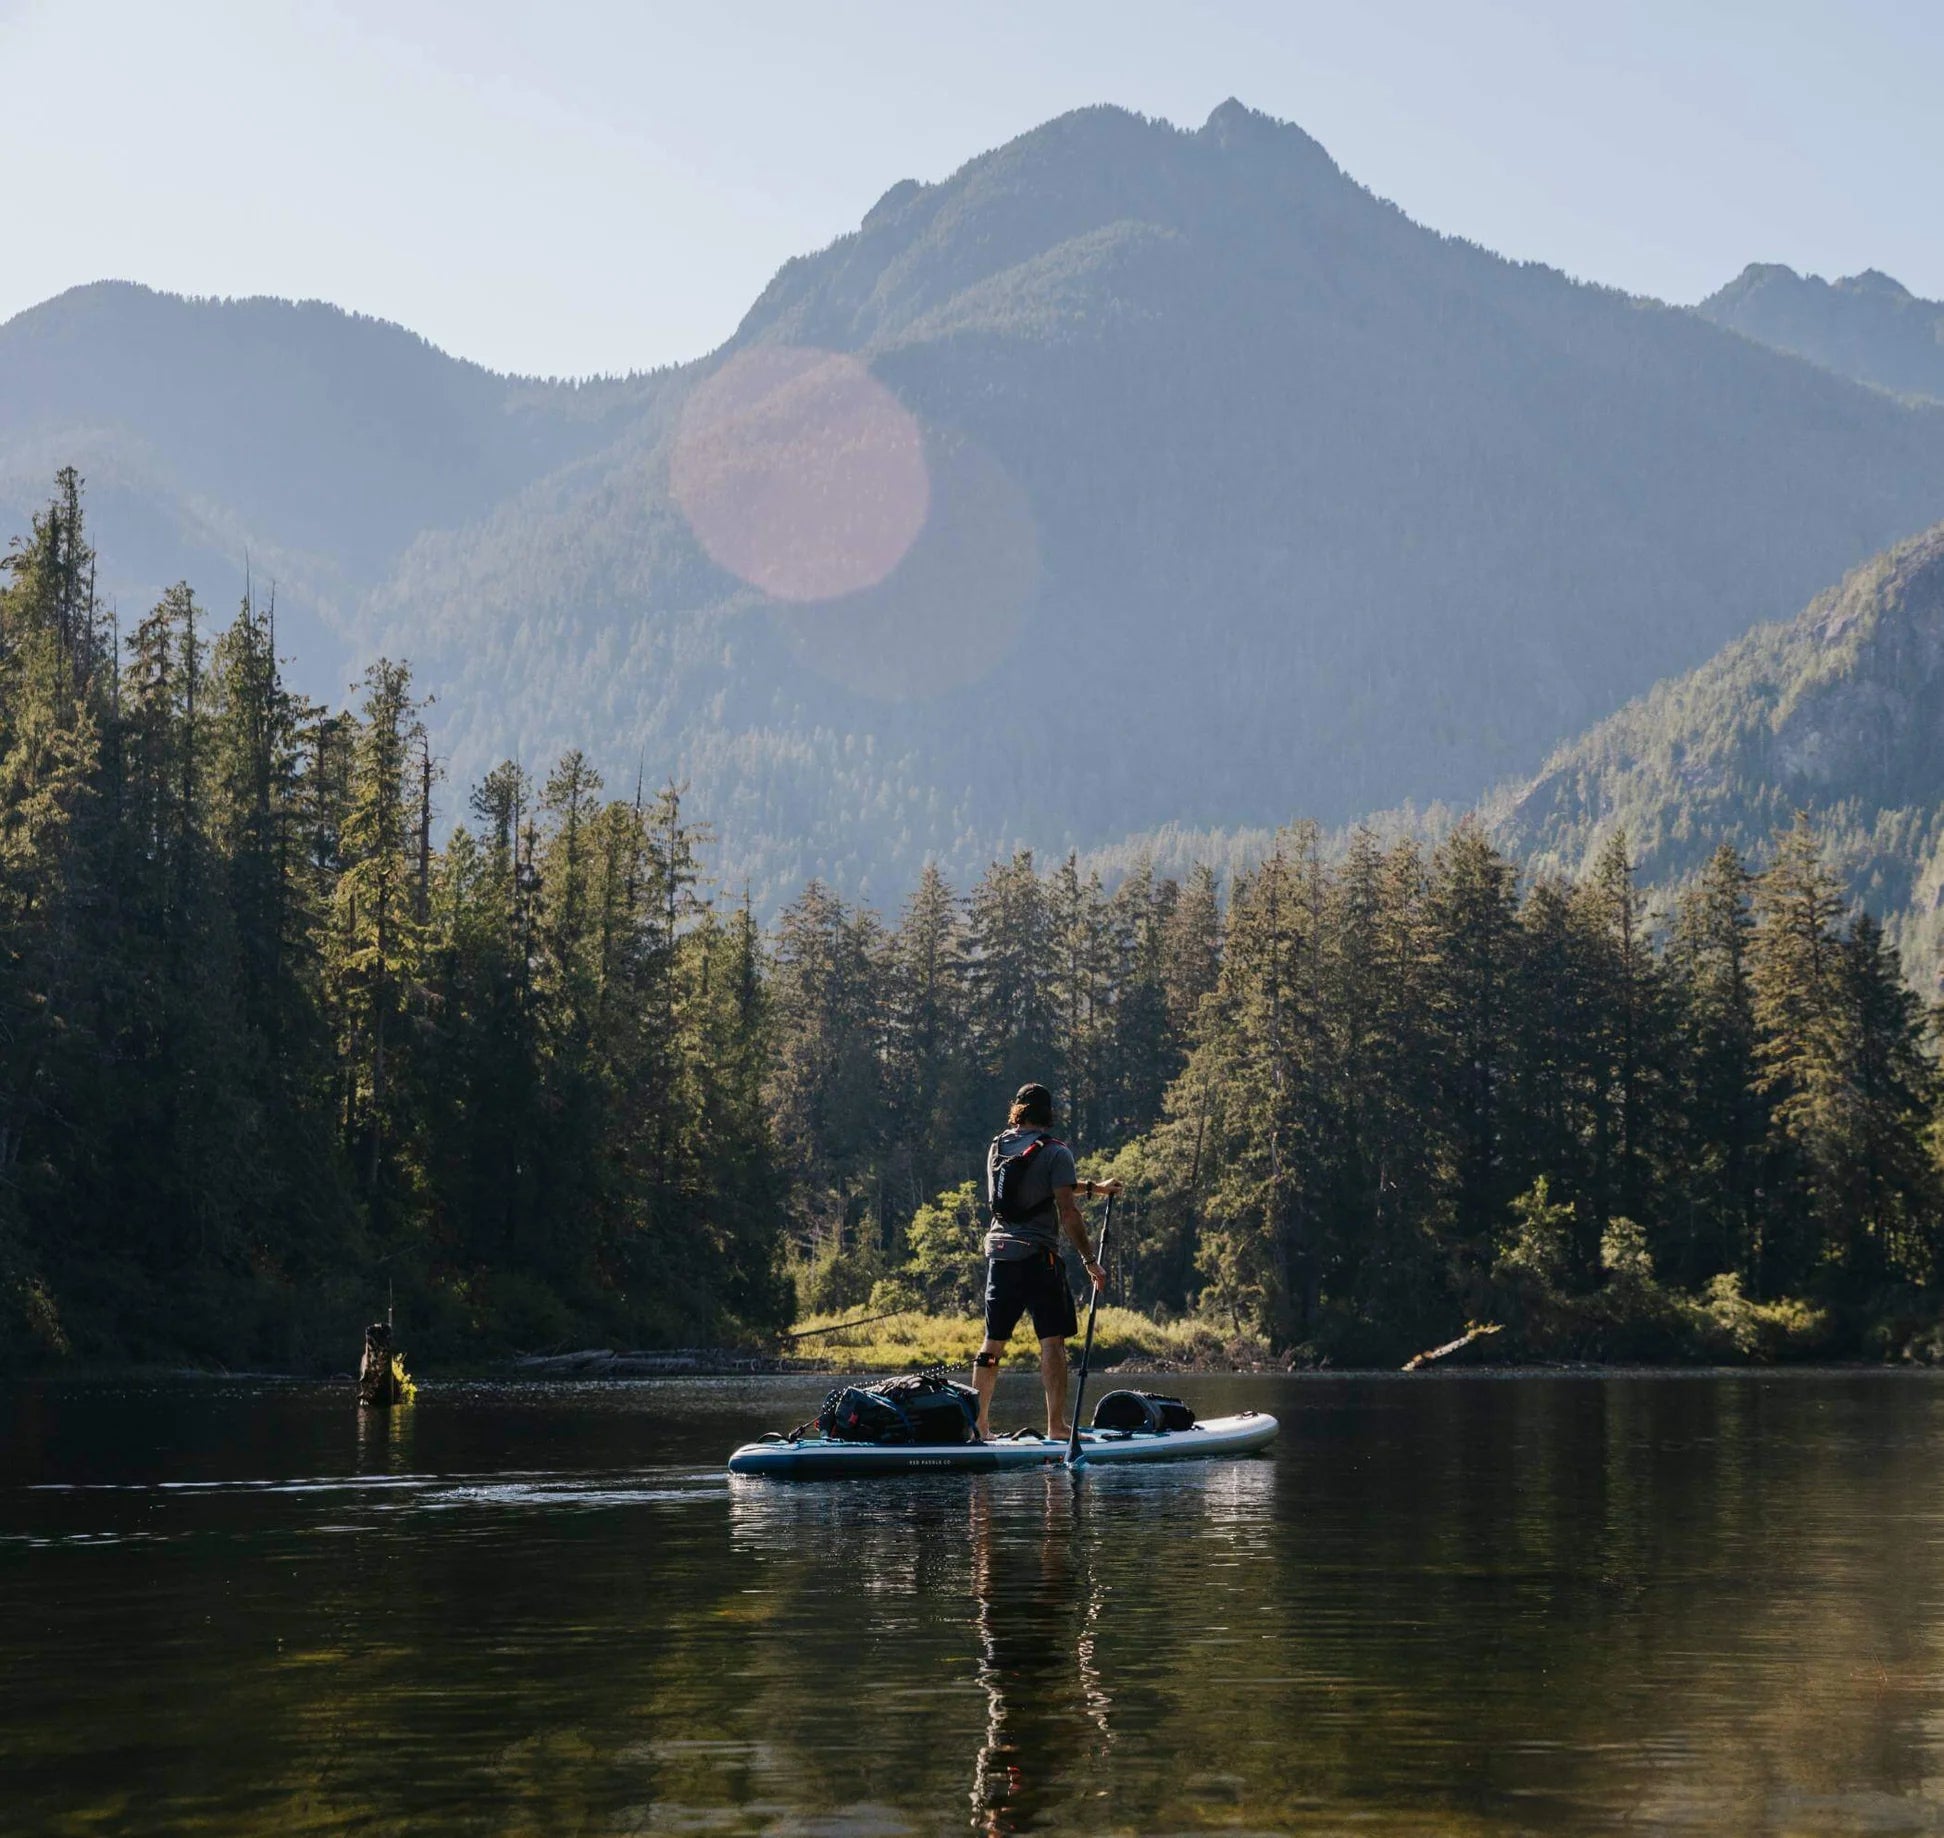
972, 1083, 1120, 1441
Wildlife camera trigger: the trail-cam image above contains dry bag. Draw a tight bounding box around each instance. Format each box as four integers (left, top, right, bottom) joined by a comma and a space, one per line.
1091, 1390, 1196, 1433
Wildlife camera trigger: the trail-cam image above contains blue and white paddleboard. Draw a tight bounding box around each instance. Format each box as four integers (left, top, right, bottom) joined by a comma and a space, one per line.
727, 1410, 1278, 1478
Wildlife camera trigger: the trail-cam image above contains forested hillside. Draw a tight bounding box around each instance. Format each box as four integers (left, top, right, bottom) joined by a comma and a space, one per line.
11, 104, 1944, 905
1698, 265, 1944, 403
1491, 523, 1944, 989
9, 483, 1944, 1371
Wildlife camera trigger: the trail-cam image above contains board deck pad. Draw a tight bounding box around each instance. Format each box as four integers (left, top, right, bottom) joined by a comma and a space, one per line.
727, 1410, 1278, 1477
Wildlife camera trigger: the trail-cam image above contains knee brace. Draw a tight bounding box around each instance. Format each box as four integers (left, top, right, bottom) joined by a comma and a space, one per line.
973, 1350, 1000, 1369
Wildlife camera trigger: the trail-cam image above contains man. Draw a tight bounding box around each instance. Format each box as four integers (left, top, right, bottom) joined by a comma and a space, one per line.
971, 1083, 1121, 1441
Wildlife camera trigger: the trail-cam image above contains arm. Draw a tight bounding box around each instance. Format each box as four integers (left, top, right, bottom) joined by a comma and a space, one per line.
1054, 1182, 1121, 1291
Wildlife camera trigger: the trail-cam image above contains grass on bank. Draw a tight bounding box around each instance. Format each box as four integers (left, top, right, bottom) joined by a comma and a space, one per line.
783, 1305, 1272, 1373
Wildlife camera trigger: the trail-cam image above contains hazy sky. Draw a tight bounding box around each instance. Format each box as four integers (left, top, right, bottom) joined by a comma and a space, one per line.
2, 0, 1938, 377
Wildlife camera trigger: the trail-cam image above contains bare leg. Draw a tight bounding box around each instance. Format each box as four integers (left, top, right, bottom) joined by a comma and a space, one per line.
1039, 1336, 1070, 1438
973, 1340, 1004, 1439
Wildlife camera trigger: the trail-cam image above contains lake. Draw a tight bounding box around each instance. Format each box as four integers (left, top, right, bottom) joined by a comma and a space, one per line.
5, 1370, 1943, 1835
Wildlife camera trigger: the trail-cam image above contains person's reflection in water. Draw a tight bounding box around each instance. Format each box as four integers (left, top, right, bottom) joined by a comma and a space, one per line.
969, 1472, 1111, 1833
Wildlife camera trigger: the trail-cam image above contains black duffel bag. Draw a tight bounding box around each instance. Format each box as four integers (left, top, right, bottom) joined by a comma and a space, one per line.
817, 1368, 980, 1445
818, 1385, 913, 1443
1091, 1389, 1196, 1433
877, 1368, 979, 1444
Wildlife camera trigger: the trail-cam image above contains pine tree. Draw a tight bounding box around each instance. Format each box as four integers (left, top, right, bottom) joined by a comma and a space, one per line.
1161, 861, 1222, 1046
1422, 824, 1521, 1265
682, 897, 792, 1333
882, 864, 969, 1213
1105, 856, 1180, 1142
1325, 831, 1440, 1342
641, 782, 709, 1200
1509, 874, 1591, 1233
768, 881, 887, 1296
1568, 831, 1665, 1270
1665, 844, 1765, 1283
0, 480, 106, 1353
1046, 853, 1115, 1150
1749, 817, 1857, 1290
424, 762, 541, 1267
327, 660, 430, 1232
109, 581, 260, 1278
1190, 829, 1331, 1340
1835, 910, 1936, 1283
539, 750, 602, 1025
965, 851, 1053, 1116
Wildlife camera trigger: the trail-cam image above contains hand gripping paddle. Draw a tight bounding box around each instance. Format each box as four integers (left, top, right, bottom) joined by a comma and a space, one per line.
1066, 1193, 1114, 1469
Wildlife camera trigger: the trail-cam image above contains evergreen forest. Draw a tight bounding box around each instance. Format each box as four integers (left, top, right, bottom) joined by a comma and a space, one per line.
7, 478, 1944, 1371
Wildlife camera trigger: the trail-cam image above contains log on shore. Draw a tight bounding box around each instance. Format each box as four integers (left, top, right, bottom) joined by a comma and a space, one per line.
1402, 1323, 1503, 1372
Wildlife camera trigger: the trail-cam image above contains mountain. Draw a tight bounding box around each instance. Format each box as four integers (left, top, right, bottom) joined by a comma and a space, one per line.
11, 104, 1944, 904
361, 102, 1944, 903
1697, 265, 1944, 404
1490, 521, 1944, 985
0, 282, 644, 695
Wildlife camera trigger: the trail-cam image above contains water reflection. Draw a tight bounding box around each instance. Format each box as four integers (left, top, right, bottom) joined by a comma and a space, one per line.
8, 1375, 1944, 1835
353, 1391, 416, 1474
968, 1474, 1109, 1833
727, 1458, 1278, 1833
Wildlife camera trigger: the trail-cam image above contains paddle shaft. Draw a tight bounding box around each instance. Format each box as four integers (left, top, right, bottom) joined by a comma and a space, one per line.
1066, 1193, 1115, 1465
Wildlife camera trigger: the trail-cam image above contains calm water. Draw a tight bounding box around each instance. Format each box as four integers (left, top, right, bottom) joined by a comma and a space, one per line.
5, 1371, 1944, 1836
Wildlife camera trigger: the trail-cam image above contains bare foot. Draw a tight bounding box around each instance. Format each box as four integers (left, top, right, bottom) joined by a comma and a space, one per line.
1048, 1422, 1072, 1440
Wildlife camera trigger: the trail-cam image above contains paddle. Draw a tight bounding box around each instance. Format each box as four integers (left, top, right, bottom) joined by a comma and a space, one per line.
1066, 1192, 1115, 1469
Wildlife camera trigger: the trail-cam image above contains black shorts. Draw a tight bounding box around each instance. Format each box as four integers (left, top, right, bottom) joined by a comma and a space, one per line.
983, 1251, 1078, 1344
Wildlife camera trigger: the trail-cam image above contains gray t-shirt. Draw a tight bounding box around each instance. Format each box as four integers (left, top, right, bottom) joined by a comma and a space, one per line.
983, 1128, 1078, 1260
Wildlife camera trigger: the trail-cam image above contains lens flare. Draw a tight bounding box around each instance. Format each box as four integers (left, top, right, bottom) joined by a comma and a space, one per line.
670, 345, 930, 603
770, 430, 1040, 702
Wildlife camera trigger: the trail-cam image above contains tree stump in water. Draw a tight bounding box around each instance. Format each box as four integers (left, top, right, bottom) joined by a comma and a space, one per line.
357, 1322, 405, 1409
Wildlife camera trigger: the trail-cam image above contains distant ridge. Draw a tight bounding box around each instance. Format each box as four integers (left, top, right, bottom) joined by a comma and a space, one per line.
1488, 522, 1944, 984
1698, 263, 1944, 403
0, 282, 646, 692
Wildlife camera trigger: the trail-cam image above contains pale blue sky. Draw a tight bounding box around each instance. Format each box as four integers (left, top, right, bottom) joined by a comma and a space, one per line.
2, 0, 1937, 377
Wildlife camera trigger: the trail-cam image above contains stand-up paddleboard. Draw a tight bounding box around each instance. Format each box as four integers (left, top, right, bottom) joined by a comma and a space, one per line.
727, 1410, 1277, 1478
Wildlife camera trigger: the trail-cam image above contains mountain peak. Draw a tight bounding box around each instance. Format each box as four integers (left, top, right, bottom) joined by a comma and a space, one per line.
1199, 96, 1337, 171
1203, 96, 1262, 134
1840, 268, 1914, 301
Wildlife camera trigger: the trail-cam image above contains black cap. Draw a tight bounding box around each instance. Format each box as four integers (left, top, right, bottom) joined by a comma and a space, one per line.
1013, 1082, 1053, 1124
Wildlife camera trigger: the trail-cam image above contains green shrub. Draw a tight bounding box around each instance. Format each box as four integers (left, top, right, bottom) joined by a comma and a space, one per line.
903, 1181, 985, 1313
1695, 1272, 1828, 1360
792, 1236, 885, 1315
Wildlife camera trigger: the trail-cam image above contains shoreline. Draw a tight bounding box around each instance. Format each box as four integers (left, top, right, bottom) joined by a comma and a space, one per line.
11, 1354, 1944, 1385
